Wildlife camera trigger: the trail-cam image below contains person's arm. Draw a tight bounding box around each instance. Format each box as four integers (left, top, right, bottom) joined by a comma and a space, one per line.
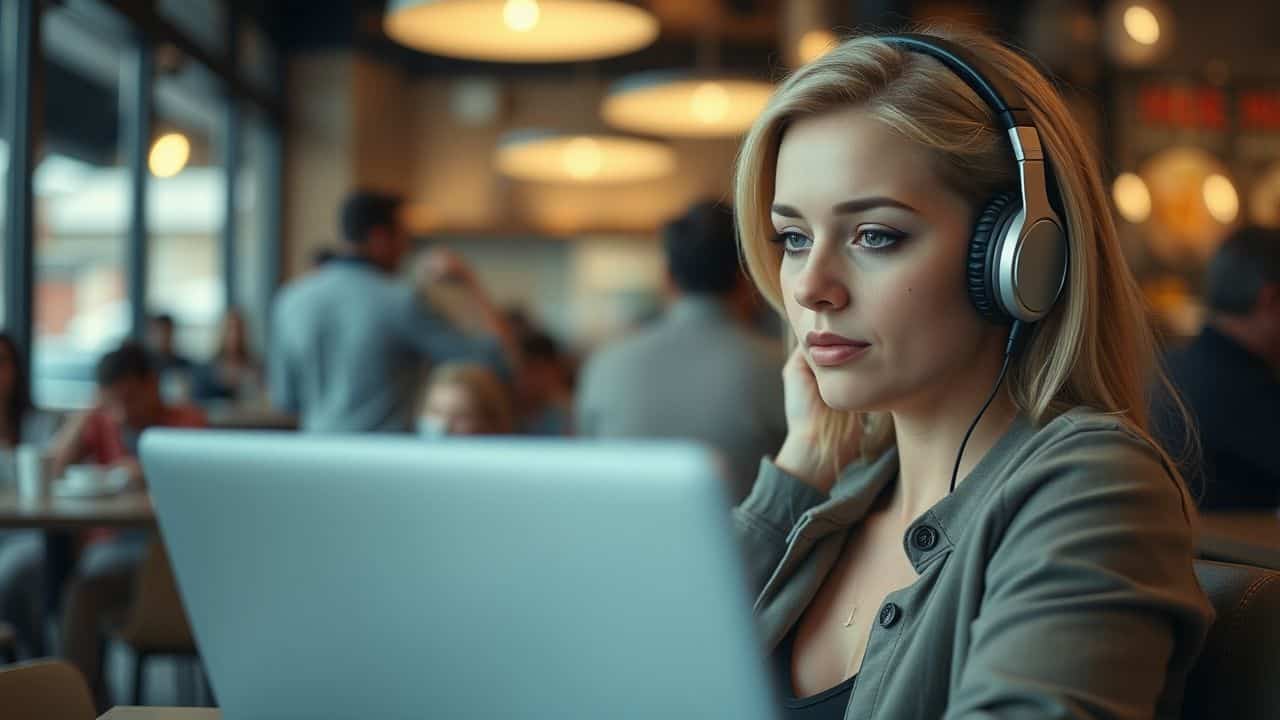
944, 428, 1212, 719
266, 300, 299, 414
732, 459, 829, 597
47, 410, 94, 481
401, 251, 519, 378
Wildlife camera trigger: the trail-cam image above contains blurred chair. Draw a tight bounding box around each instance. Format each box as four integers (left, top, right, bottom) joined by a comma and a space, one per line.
1183, 560, 1280, 719
0, 621, 16, 663
110, 540, 205, 706
0, 659, 96, 720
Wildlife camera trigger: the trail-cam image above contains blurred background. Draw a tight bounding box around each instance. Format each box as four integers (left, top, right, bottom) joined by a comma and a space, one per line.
1, 0, 1278, 410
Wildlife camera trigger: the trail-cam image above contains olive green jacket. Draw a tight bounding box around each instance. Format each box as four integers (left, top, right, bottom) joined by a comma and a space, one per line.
734, 408, 1213, 719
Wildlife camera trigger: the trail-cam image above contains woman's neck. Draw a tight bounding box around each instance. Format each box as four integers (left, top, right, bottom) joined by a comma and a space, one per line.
885, 354, 1020, 523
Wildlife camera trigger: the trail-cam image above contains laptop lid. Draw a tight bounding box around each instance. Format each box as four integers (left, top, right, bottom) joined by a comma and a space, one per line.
141, 431, 780, 720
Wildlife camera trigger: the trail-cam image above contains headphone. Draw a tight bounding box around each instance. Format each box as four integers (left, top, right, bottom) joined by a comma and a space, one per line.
882, 34, 1069, 326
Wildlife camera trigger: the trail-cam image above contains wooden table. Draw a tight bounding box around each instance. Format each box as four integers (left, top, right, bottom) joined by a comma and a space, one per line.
100, 708, 219, 719
0, 490, 155, 529
0, 490, 156, 628
1198, 511, 1280, 570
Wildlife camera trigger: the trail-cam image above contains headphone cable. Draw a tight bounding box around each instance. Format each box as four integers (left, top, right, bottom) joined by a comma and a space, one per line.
949, 321, 1027, 494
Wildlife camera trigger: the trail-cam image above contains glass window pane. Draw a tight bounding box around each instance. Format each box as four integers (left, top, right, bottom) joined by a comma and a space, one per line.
157, 0, 226, 58
148, 58, 225, 375
34, 1, 133, 408
0, 11, 10, 327
234, 109, 274, 361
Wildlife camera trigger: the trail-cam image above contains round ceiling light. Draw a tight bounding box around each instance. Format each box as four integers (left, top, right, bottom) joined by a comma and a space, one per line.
601, 72, 775, 139
384, 0, 660, 63
149, 132, 190, 178
495, 131, 676, 184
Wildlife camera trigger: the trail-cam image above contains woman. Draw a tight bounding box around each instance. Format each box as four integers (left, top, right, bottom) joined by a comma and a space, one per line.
0, 332, 58, 658
193, 308, 263, 408
417, 363, 515, 437
732, 28, 1211, 718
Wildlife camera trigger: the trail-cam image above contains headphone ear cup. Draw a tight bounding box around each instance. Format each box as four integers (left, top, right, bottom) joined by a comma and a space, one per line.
967, 192, 1019, 322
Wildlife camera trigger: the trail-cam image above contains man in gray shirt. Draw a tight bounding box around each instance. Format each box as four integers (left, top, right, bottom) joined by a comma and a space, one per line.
576, 202, 787, 502
270, 191, 511, 433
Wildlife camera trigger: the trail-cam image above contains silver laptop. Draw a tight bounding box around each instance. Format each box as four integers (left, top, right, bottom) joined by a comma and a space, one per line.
140, 430, 780, 720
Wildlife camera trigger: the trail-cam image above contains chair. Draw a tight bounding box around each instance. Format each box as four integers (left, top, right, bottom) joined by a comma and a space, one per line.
110, 540, 206, 706
0, 659, 96, 720
1183, 559, 1280, 719
0, 621, 16, 663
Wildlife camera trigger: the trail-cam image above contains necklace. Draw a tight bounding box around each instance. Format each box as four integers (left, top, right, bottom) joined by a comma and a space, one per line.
843, 605, 858, 628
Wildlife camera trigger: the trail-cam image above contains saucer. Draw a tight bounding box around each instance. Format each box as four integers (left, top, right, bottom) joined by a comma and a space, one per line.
52, 472, 130, 498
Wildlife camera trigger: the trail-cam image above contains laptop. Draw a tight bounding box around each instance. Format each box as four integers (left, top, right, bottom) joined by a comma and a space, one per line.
140, 430, 781, 720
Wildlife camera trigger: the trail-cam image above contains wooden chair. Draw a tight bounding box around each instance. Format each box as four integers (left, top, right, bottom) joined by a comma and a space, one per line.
0, 659, 96, 720
110, 540, 206, 706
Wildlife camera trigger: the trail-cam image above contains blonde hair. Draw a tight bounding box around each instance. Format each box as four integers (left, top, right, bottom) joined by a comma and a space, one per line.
421, 363, 516, 435
735, 26, 1190, 476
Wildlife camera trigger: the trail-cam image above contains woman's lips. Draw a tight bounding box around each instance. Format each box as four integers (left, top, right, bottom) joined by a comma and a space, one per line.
805, 332, 872, 367
809, 344, 871, 366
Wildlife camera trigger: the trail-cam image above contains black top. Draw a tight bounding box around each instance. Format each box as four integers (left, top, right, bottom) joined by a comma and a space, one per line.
1154, 326, 1280, 509
773, 627, 857, 719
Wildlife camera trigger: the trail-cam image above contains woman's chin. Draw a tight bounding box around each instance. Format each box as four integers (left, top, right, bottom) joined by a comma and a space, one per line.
815, 376, 881, 413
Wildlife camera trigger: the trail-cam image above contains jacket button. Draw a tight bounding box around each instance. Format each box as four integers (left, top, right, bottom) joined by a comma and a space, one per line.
879, 602, 901, 628
911, 525, 939, 551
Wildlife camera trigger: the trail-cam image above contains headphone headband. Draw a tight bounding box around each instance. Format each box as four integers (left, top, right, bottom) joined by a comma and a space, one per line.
881, 33, 1034, 130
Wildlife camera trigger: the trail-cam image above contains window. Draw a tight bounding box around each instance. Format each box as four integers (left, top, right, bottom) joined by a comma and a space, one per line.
147, 57, 224, 361
33, 2, 133, 407
234, 109, 276, 359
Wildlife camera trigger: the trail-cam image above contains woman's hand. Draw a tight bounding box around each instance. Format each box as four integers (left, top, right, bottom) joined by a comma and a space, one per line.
773, 346, 859, 494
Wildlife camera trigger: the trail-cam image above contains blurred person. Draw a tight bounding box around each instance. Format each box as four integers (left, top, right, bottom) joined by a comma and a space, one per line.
1155, 225, 1280, 509
146, 313, 196, 403
0, 332, 60, 658
516, 330, 573, 436
48, 342, 205, 707
417, 363, 515, 437
270, 191, 516, 433
575, 201, 787, 502
193, 307, 264, 409
726, 29, 1208, 717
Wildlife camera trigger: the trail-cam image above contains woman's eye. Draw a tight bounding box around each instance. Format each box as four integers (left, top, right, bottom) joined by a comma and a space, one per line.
855, 229, 902, 251
775, 231, 811, 254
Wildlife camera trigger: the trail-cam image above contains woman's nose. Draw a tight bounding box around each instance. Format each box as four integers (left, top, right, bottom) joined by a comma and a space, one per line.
792, 248, 851, 313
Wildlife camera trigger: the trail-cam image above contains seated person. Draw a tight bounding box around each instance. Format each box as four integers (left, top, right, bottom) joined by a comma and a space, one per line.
417, 363, 514, 437
729, 29, 1210, 717
0, 332, 60, 658
48, 342, 205, 708
1154, 225, 1280, 509
193, 308, 264, 410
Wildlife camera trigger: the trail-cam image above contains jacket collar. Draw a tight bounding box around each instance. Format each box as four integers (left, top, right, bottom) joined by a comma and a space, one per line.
797, 413, 1037, 573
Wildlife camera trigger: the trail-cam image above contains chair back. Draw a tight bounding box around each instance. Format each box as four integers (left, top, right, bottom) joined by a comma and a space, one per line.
1183, 559, 1280, 719
116, 540, 197, 652
0, 660, 96, 720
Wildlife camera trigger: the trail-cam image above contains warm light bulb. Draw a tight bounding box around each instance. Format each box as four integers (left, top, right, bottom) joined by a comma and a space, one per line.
503, 0, 540, 32
798, 29, 838, 65
562, 137, 603, 180
1123, 5, 1160, 46
689, 82, 730, 124
1203, 174, 1239, 224
148, 133, 190, 178
1112, 172, 1152, 224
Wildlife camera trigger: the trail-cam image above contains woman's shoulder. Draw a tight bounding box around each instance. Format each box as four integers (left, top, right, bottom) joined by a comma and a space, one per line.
996, 406, 1193, 525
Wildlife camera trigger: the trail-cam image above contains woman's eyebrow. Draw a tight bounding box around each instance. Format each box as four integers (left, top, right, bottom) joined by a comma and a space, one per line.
771, 196, 919, 218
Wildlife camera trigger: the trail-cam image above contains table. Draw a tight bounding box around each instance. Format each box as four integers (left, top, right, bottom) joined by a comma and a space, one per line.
0, 490, 156, 637
0, 490, 155, 530
100, 708, 219, 720
1198, 511, 1280, 570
